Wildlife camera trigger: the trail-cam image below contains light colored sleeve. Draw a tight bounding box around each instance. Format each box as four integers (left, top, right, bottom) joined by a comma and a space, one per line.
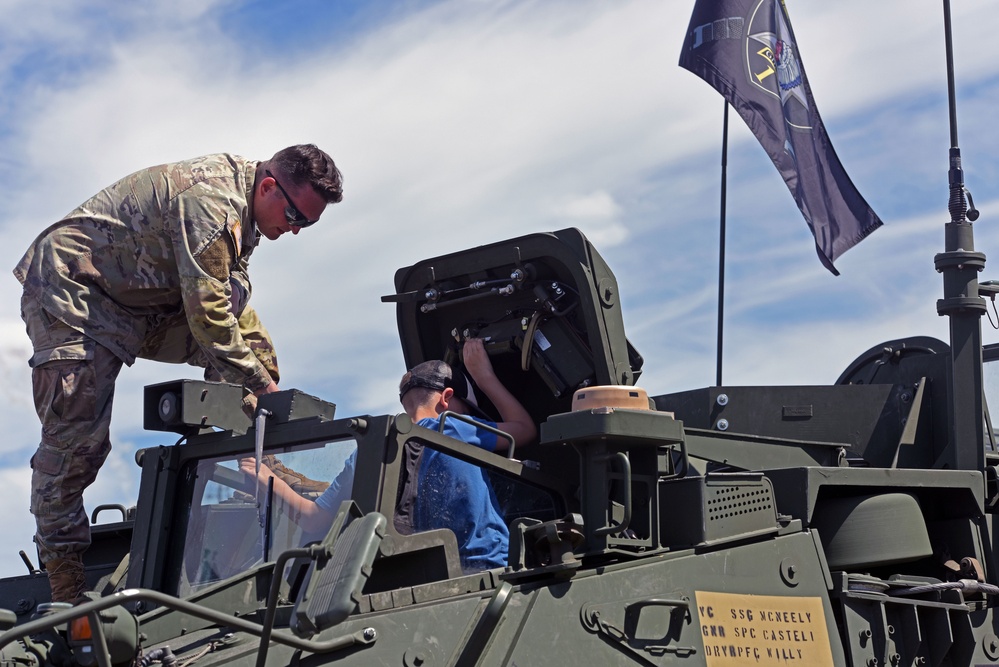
172, 181, 273, 393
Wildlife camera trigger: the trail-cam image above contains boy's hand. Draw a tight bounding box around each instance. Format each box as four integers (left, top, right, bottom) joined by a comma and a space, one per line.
462, 338, 495, 383
239, 457, 273, 483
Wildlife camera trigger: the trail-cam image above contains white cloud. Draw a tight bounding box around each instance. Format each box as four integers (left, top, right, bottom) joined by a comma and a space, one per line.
555, 191, 622, 220
549, 191, 629, 246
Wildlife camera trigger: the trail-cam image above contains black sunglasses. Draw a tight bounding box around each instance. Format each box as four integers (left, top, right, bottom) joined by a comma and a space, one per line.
265, 170, 319, 228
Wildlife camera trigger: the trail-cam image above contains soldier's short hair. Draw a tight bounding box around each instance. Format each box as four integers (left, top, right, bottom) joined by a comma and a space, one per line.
270, 144, 343, 204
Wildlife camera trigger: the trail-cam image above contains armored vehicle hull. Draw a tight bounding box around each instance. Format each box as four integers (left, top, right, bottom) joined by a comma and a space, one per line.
0, 224, 997, 667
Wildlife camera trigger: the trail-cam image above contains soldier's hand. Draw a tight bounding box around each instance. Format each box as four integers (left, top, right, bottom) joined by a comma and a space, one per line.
241, 393, 258, 420
255, 381, 280, 396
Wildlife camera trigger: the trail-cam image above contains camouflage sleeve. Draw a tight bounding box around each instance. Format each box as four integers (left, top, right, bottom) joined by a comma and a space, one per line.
236, 305, 280, 384
172, 181, 272, 393
230, 257, 252, 317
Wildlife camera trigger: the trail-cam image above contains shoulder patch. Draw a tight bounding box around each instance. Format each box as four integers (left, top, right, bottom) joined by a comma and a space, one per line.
228, 218, 243, 257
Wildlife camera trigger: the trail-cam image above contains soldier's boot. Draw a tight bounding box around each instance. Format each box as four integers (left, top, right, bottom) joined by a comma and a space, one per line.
262, 455, 330, 494
45, 556, 88, 604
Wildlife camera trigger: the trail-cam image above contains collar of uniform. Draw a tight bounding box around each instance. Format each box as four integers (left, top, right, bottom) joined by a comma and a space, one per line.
243, 161, 261, 251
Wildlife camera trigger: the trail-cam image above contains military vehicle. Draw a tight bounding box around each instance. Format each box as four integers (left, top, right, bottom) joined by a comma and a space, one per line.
0, 10, 996, 667
0, 210, 995, 666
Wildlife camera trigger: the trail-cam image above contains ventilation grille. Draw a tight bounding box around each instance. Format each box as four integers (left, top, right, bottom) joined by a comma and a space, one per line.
706, 485, 774, 522
660, 474, 779, 548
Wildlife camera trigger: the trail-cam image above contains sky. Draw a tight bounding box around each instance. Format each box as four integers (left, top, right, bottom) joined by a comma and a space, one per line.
0, 0, 996, 579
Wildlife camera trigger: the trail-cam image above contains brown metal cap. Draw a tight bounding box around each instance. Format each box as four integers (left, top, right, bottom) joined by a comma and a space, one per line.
572, 385, 652, 412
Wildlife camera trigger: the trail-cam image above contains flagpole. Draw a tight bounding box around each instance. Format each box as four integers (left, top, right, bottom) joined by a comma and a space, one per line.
716, 101, 729, 387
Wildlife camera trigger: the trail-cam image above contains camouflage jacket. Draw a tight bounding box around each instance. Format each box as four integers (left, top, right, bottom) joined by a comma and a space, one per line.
14, 153, 278, 392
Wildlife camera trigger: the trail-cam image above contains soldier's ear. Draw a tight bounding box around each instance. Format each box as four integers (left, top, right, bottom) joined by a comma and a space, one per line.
256, 173, 277, 200
262, 176, 275, 197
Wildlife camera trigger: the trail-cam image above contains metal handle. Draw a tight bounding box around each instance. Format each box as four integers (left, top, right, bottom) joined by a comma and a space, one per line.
593, 452, 631, 537
91, 504, 128, 524
439, 410, 517, 459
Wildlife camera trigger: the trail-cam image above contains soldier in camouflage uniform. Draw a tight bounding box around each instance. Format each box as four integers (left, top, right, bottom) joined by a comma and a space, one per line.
14, 144, 343, 602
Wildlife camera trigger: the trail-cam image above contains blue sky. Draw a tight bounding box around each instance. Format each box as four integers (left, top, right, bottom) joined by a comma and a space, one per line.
0, 0, 996, 577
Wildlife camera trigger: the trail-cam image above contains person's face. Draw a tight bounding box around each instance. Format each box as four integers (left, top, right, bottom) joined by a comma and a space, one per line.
255, 172, 328, 241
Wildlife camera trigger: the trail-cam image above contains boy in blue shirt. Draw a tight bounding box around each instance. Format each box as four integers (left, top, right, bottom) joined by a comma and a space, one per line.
398, 339, 537, 571
243, 339, 535, 569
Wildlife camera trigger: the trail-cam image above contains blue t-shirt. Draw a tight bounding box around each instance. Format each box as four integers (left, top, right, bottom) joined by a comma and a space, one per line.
415, 416, 509, 571
315, 448, 357, 514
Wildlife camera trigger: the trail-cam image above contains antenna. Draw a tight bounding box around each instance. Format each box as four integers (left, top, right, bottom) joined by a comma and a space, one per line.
934, 0, 987, 471
943, 0, 970, 225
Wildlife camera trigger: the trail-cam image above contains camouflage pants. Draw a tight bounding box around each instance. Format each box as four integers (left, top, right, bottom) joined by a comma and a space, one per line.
21, 295, 123, 566
22, 294, 279, 565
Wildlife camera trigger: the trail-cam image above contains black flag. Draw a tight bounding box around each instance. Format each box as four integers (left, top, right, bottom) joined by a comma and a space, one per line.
679, 0, 882, 274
